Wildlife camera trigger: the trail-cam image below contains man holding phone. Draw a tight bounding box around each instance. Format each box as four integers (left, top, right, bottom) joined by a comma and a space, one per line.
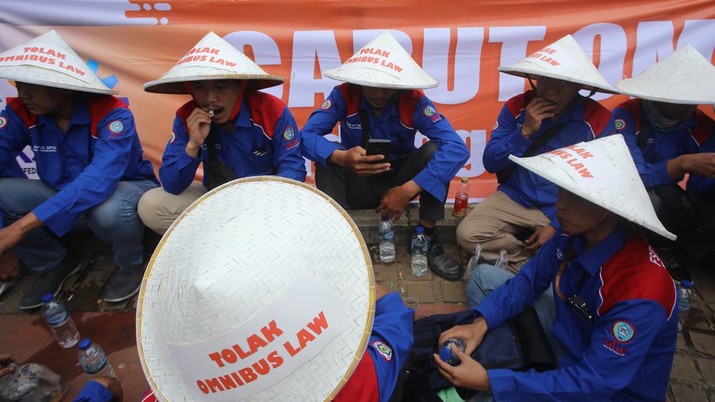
301, 32, 469, 280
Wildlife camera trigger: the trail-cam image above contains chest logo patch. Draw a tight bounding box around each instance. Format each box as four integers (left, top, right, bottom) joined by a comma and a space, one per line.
614, 119, 626, 131
108, 120, 124, 135
371, 341, 393, 362
424, 105, 436, 117
612, 320, 635, 343
0, 117, 6, 129
321, 100, 332, 110
283, 127, 295, 141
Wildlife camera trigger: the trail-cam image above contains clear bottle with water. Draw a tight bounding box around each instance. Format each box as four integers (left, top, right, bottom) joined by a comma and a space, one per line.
78, 338, 116, 379
377, 215, 396, 263
495, 249, 509, 271
677, 280, 693, 333
40, 293, 80, 349
411, 225, 429, 277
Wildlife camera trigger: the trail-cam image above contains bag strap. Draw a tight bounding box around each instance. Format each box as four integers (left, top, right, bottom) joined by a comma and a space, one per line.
497, 121, 566, 183
205, 126, 219, 162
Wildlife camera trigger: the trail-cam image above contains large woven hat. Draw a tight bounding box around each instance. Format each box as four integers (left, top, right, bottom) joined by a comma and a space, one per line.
498, 35, 618, 94
616, 44, 715, 105
137, 177, 375, 401
324, 31, 438, 89
144, 32, 284, 94
0, 30, 115, 95
509, 135, 675, 240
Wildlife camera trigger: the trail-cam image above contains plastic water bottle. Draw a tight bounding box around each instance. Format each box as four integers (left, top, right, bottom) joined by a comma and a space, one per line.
678, 280, 693, 333
464, 243, 482, 280
410, 226, 429, 277
78, 339, 116, 379
377, 215, 396, 263
453, 177, 469, 218
495, 249, 509, 271
40, 293, 80, 349
439, 337, 467, 366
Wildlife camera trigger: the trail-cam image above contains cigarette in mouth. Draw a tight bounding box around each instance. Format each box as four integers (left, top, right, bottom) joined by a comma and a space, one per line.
208, 110, 215, 117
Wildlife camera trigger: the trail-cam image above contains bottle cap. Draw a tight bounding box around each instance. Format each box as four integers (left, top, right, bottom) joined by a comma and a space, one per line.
381, 215, 390, 221
78, 338, 92, 350
41, 293, 54, 303
681, 279, 693, 288
416, 225, 424, 234
461, 176, 468, 183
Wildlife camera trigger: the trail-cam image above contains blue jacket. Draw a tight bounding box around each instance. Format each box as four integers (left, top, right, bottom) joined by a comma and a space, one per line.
159, 90, 306, 194
0, 94, 157, 236
687, 130, 715, 199
484, 91, 611, 225
300, 83, 469, 202
603, 98, 714, 189
476, 225, 678, 401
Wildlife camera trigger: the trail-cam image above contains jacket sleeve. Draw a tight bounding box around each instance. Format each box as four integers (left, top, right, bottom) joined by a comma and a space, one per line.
0, 107, 31, 174
300, 87, 346, 166
482, 102, 531, 174
33, 108, 139, 236
270, 107, 307, 182
157, 114, 202, 194
411, 97, 469, 201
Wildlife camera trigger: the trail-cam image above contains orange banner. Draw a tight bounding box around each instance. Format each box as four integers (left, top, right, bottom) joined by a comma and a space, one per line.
1, 0, 714, 200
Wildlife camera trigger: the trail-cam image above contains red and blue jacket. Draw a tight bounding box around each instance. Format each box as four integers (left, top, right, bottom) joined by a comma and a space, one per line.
476, 225, 678, 401
484, 90, 611, 226
300, 83, 469, 202
603, 98, 714, 189
159, 90, 306, 194
0, 94, 157, 236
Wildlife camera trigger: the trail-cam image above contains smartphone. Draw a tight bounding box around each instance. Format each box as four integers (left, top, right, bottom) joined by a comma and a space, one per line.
365, 139, 391, 161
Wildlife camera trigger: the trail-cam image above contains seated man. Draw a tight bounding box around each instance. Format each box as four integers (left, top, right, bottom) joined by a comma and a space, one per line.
436, 136, 678, 401
456, 35, 614, 273
138, 32, 306, 235
605, 44, 715, 281
0, 31, 158, 309
301, 32, 469, 280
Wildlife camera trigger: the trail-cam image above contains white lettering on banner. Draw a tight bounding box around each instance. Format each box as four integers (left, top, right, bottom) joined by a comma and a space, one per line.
423, 27, 483, 105
488, 26, 547, 101
288, 30, 342, 107
632, 21, 675, 77
353, 30, 413, 53
679, 20, 715, 60
456, 129, 487, 177
224, 31, 284, 98
573, 23, 626, 101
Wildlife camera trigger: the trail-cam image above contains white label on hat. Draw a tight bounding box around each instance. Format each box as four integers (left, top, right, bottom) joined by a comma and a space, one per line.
526, 43, 578, 73
0, 44, 91, 82
546, 142, 625, 189
169, 273, 350, 401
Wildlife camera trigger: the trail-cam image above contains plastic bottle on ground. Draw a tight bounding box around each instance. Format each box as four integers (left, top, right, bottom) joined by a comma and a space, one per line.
495, 249, 509, 271
377, 215, 396, 263
78, 338, 116, 379
678, 280, 693, 333
464, 243, 482, 279
40, 293, 80, 349
411, 225, 429, 277
453, 177, 470, 218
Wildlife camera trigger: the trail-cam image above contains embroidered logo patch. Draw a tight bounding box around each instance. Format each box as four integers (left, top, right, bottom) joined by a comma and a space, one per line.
424, 105, 436, 117
109, 120, 124, 134
614, 119, 626, 131
371, 341, 393, 362
492, 121, 498, 131
283, 127, 295, 141
0, 117, 6, 129
321, 100, 332, 110
612, 320, 635, 343
169, 132, 176, 144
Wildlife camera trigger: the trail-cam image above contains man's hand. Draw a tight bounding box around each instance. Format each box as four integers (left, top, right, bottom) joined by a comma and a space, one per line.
0, 213, 41, 257
434, 345, 491, 393
0, 354, 20, 378
0, 250, 21, 283
376, 181, 421, 220
520, 97, 556, 139
524, 225, 557, 253
438, 317, 488, 356
185, 108, 214, 158
668, 152, 715, 179
328, 147, 391, 176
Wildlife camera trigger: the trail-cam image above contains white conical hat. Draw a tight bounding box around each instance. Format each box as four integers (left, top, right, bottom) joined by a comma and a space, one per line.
509, 135, 676, 240
144, 32, 284, 94
137, 177, 375, 401
617, 44, 715, 105
0, 30, 115, 95
498, 35, 619, 94
324, 31, 438, 89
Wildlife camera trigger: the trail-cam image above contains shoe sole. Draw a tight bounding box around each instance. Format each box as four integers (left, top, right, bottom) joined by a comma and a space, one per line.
18, 263, 81, 310
102, 284, 141, 303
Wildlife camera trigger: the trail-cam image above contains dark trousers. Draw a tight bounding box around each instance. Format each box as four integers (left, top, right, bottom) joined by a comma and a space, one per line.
315, 142, 445, 221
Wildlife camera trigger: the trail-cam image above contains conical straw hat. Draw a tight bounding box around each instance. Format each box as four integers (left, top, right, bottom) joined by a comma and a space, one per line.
144, 32, 284, 94
616, 44, 715, 105
324, 31, 438, 89
0, 30, 115, 95
498, 35, 618, 94
137, 177, 375, 401
509, 135, 676, 240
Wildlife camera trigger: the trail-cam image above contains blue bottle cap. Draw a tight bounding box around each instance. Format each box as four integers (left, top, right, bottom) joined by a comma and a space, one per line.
78, 338, 91, 350
416, 225, 424, 234
681, 279, 693, 288
41, 293, 54, 303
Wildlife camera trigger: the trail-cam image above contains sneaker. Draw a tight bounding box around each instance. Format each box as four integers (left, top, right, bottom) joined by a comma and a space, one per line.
19, 255, 80, 310
428, 244, 464, 281
102, 264, 145, 303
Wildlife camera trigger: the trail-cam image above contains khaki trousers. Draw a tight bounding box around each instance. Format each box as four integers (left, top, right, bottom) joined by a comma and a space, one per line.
456, 191, 551, 273
137, 183, 207, 235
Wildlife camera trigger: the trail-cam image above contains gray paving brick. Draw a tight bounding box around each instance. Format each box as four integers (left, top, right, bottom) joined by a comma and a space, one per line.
670, 355, 700, 383
441, 281, 467, 303
690, 332, 715, 358
670, 383, 709, 402
696, 358, 715, 389
406, 281, 436, 303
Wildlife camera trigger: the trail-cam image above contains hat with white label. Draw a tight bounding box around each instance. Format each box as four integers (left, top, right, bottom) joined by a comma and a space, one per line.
498, 34, 618, 94
0, 30, 116, 95
617, 44, 715, 105
137, 177, 375, 401
508, 135, 675, 240
144, 31, 284, 94
324, 31, 438, 89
